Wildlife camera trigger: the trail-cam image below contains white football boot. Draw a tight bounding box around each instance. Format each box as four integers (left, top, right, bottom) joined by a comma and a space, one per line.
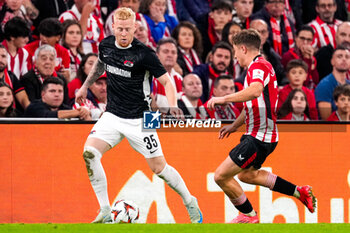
185, 196, 203, 223
92, 206, 112, 223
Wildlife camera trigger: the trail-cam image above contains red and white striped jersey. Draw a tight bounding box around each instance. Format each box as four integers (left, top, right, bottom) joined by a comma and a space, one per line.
243, 56, 278, 143
152, 68, 183, 109
309, 16, 342, 49
2, 40, 31, 79
59, 4, 104, 54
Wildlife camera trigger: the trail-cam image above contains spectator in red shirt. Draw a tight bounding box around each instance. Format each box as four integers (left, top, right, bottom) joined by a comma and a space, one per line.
278, 88, 310, 121
67, 53, 98, 102
278, 59, 318, 120
24, 18, 71, 82
282, 25, 319, 90
2, 16, 31, 79
61, 19, 84, 81
327, 84, 350, 121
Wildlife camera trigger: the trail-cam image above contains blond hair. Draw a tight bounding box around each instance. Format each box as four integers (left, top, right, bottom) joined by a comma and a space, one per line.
113, 7, 136, 23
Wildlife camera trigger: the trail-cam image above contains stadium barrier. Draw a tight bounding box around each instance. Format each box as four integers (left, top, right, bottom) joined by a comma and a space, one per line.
0, 122, 349, 223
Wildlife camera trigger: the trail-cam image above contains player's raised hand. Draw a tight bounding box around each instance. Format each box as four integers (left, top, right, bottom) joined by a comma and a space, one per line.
169, 107, 185, 120
75, 87, 88, 105
207, 96, 226, 110
219, 124, 237, 139
78, 107, 91, 121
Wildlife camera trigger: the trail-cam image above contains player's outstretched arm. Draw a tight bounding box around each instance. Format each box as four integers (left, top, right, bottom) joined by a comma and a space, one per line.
157, 73, 184, 119
207, 82, 264, 110
76, 59, 105, 104
219, 111, 245, 139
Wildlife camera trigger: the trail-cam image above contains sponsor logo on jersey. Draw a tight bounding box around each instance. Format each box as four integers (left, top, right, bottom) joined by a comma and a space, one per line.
106, 64, 131, 78
143, 111, 161, 129
124, 60, 134, 67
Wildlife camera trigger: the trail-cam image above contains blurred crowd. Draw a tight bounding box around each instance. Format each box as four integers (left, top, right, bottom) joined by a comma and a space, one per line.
0, 0, 350, 121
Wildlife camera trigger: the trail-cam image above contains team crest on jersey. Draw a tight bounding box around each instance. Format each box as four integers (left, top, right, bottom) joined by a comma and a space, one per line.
124, 60, 134, 67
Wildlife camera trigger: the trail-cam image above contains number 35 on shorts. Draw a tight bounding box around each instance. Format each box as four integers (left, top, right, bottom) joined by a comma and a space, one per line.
143, 135, 158, 151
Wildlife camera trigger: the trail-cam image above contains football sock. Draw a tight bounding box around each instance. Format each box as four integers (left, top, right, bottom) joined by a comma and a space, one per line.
271, 175, 296, 196
84, 146, 110, 208
293, 187, 301, 198
157, 164, 192, 205
230, 193, 255, 215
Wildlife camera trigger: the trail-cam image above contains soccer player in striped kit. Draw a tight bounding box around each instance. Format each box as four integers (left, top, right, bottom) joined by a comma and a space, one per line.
207, 29, 317, 223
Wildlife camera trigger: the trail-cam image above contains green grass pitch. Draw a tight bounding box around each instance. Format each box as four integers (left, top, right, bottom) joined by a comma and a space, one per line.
1, 224, 349, 233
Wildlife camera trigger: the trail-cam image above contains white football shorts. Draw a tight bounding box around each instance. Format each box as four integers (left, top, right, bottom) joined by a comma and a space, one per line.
88, 112, 163, 158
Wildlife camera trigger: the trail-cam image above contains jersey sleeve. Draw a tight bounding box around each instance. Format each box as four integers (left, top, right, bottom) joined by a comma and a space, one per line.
142, 49, 167, 78
248, 63, 269, 86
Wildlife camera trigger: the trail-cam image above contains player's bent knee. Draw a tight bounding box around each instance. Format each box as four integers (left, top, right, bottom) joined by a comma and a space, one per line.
214, 171, 226, 186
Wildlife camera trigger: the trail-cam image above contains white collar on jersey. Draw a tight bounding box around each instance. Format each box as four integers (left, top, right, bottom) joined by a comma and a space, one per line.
115, 41, 132, 49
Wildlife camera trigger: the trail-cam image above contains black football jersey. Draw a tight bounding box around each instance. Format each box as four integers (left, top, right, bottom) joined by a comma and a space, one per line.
98, 36, 166, 119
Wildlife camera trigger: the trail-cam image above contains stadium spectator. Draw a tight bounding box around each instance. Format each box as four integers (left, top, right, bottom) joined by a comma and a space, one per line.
73, 75, 106, 120
0, 44, 30, 112
2, 16, 31, 79
182, 0, 211, 24
59, 0, 104, 54
278, 59, 318, 120
315, 22, 350, 81
327, 84, 350, 121
24, 18, 71, 82
249, 19, 286, 86
0, 82, 17, 117
204, 75, 240, 120
278, 88, 310, 120
232, 0, 254, 29
0, 0, 38, 41
309, 0, 342, 49
196, 0, 233, 61
178, 73, 208, 119
302, 0, 347, 24
61, 19, 84, 81
153, 38, 183, 112
171, 21, 203, 77
139, 0, 178, 43
68, 53, 98, 101
134, 20, 156, 50
251, 0, 295, 56
281, 25, 319, 90
25, 77, 91, 120
221, 21, 242, 80
192, 41, 232, 103
315, 46, 350, 120
222, 22, 242, 45
32, 0, 70, 35
21, 44, 69, 105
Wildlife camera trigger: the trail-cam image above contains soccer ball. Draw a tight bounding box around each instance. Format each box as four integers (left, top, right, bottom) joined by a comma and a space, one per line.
111, 200, 139, 223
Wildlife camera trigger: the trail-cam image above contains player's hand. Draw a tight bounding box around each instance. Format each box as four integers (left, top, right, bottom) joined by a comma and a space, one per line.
207, 97, 226, 110
78, 107, 91, 121
169, 107, 184, 120
219, 124, 237, 139
75, 87, 88, 105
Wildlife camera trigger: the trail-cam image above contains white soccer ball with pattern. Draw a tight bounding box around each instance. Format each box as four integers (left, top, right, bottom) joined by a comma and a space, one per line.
111, 200, 139, 223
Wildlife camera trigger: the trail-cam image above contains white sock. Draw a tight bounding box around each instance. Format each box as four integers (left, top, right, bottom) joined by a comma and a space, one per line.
157, 164, 192, 205
84, 146, 110, 208
293, 186, 300, 198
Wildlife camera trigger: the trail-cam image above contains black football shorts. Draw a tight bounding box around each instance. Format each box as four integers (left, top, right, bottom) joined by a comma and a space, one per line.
229, 135, 278, 169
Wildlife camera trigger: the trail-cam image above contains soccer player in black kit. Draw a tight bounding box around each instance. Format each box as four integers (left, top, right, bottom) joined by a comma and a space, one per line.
75, 7, 202, 223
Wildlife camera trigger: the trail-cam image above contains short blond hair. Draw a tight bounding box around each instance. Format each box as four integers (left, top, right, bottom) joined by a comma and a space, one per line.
113, 7, 136, 23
